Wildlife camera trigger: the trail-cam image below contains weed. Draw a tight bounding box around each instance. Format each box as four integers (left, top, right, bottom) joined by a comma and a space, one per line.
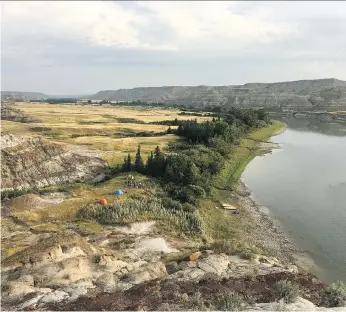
322, 281, 346, 307
275, 280, 301, 304
218, 292, 244, 311
77, 198, 204, 235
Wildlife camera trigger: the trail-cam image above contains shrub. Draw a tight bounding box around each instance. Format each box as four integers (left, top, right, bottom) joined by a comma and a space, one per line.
77, 198, 204, 235
182, 203, 197, 213
218, 292, 244, 311
162, 197, 183, 211
275, 280, 301, 304
322, 281, 346, 307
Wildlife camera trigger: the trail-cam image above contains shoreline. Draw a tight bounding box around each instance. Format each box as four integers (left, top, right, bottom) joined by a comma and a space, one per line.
234, 125, 322, 276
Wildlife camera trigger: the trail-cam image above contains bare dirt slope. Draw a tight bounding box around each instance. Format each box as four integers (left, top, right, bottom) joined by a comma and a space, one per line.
1, 134, 108, 190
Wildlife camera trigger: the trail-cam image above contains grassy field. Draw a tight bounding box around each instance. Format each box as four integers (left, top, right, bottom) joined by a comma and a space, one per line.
2, 102, 285, 261
2, 102, 211, 166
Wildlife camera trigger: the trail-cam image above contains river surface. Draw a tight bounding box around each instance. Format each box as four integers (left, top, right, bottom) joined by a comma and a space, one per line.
242, 118, 346, 283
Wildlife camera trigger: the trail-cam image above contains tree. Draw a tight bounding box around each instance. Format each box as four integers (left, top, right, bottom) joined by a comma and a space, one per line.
167, 126, 172, 134
146, 151, 154, 174
122, 156, 128, 171
126, 153, 132, 171
177, 124, 183, 136
134, 145, 145, 173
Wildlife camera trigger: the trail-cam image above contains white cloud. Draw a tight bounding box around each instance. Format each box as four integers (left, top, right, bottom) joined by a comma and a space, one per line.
138, 1, 291, 47
2, 1, 173, 50
2, 1, 291, 52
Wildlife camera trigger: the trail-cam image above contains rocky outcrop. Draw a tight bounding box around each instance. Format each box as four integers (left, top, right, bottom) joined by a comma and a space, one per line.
1, 106, 40, 123
90, 78, 346, 111
2, 220, 344, 311
0, 134, 107, 190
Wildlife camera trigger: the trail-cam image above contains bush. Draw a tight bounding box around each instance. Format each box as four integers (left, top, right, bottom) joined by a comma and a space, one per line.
322, 281, 346, 307
218, 292, 244, 311
78, 198, 204, 235
275, 280, 301, 303
162, 197, 183, 211
182, 203, 197, 213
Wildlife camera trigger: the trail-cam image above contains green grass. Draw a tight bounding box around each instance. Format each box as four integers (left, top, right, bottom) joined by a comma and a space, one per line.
214, 120, 286, 190
199, 120, 286, 250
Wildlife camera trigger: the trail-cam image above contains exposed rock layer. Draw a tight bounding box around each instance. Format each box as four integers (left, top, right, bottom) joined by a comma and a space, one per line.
90, 78, 346, 111
1, 134, 107, 190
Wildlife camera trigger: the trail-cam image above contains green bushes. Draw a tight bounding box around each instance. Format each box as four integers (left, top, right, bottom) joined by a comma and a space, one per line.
322, 281, 346, 307
218, 292, 244, 311
275, 280, 301, 303
1, 188, 38, 200
77, 198, 204, 235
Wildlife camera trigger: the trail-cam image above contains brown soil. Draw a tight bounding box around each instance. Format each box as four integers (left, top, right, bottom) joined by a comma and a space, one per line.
44, 271, 326, 311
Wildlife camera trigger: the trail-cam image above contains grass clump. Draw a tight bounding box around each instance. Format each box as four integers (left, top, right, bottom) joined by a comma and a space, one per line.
275, 280, 301, 303
77, 198, 204, 235
322, 281, 346, 307
218, 292, 244, 311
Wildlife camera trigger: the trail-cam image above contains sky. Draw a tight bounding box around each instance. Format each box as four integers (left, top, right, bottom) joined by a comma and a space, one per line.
1, 1, 346, 94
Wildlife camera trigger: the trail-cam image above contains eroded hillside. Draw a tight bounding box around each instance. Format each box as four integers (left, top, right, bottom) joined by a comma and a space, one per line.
1, 134, 107, 190
90, 79, 346, 111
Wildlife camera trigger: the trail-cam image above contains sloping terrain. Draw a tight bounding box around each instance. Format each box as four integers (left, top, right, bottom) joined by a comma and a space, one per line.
90, 78, 346, 111
1, 105, 41, 123
1, 134, 107, 190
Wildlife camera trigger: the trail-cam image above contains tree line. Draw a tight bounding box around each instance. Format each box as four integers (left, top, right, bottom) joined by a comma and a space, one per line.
114, 107, 270, 206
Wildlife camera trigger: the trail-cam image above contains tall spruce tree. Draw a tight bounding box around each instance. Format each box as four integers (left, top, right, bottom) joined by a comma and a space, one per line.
134, 144, 145, 173
126, 153, 132, 171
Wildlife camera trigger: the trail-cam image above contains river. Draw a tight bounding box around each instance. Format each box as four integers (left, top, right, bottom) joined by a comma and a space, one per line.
242, 118, 346, 284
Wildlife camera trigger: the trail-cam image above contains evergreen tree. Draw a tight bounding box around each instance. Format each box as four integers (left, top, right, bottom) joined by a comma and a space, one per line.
122, 156, 128, 171
177, 124, 183, 136
167, 126, 172, 134
134, 145, 145, 173
126, 153, 132, 171
146, 151, 154, 174
212, 116, 216, 122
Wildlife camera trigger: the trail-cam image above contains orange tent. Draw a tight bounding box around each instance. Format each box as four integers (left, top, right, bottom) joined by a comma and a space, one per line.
98, 198, 108, 205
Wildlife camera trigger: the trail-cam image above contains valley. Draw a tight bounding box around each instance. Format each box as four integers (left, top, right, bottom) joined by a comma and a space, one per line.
1, 102, 345, 311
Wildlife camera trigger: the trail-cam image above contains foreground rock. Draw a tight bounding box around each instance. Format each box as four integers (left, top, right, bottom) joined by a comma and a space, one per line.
2, 220, 344, 311
1, 134, 107, 190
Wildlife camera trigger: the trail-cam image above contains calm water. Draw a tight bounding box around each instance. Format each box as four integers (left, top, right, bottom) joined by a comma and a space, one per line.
242, 118, 346, 283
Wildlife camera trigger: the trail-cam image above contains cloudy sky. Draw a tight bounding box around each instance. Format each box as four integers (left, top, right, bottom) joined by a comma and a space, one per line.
1, 1, 346, 94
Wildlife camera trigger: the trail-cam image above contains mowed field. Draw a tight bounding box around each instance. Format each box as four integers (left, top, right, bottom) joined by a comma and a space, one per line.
2, 102, 212, 165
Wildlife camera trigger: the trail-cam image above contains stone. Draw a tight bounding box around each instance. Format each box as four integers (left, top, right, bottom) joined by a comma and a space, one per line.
7, 282, 36, 298
94, 272, 115, 291
20, 294, 46, 310
168, 267, 206, 281
197, 254, 230, 275
123, 262, 167, 285
189, 251, 202, 261
38, 290, 69, 306
17, 274, 35, 286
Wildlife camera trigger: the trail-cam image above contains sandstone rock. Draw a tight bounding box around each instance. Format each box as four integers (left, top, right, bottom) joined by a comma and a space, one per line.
6, 282, 36, 298
38, 290, 69, 306
123, 261, 167, 285
98, 255, 129, 273
197, 254, 230, 275
94, 272, 116, 292
168, 267, 206, 281
189, 251, 202, 261
17, 274, 34, 286
20, 294, 46, 310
